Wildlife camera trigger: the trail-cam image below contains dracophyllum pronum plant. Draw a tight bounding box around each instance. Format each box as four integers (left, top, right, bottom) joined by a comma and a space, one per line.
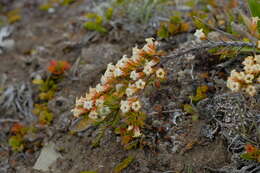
72, 38, 166, 146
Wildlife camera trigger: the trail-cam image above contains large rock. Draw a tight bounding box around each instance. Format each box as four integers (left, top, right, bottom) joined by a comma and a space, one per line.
33, 142, 61, 172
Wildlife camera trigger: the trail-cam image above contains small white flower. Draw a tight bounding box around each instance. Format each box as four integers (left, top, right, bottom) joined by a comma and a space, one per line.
130, 70, 140, 80
131, 100, 141, 111
75, 97, 84, 107
114, 67, 123, 77
127, 125, 133, 131
120, 100, 130, 113
252, 17, 259, 24
83, 100, 93, 109
132, 46, 141, 57
107, 63, 115, 72
96, 84, 104, 93
133, 127, 142, 138
244, 65, 255, 74
126, 87, 136, 97
116, 55, 129, 68
156, 68, 166, 79
71, 108, 84, 117
135, 79, 146, 89
143, 44, 152, 52
143, 65, 153, 75
227, 80, 240, 92
242, 56, 254, 66
99, 106, 111, 116
246, 85, 256, 96
256, 76, 260, 83
147, 59, 159, 67
145, 37, 154, 44
244, 74, 254, 84
88, 111, 98, 120
115, 83, 124, 91
131, 46, 142, 62
104, 70, 114, 78
194, 29, 206, 40
255, 55, 260, 64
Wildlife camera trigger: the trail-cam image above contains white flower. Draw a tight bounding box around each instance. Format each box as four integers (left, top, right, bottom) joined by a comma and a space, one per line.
244, 74, 254, 84
127, 125, 133, 131
257, 76, 260, 83
126, 87, 136, 97
143, 44, 152, 52
99, 106, 111, 116
75, 97, 84, 107
133, 127, 142, 138
131, 46, 142, 62
143, 65, 153, 75
135, 79, 145, 89
145, 37, 154, 44
194, 29, 206, 40
100, 75, 107, 85
244, 65, 255, 74
83, 100, 93, 109
147, 59, 159, 67
115, 83, 124, 91
130, 70, 140, 80
242, 56, 254, 66
114, 67, 123, 77
255, 55, 260, 64
71, 108, 84, 117
116, 55, 129, 68
156, 68, 166, 79
227, 80, 240, 92
131, 100, 141, 111
107, 63, 115, 72
104, 70, 114, 78
96, 84, 105, 93
120, 100, 130, 113
246, 85, 256, 96
252, 16, 259, 24
88, 111, 98, 120
132, 46, 141, 57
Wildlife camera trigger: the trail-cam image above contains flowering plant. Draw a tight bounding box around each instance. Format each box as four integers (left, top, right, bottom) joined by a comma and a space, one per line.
72, 38, 166, 147
227, 55, 260, 96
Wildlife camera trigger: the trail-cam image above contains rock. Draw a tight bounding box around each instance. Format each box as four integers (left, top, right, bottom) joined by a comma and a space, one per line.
33, 142, 61, 171
81, 43, 122, 66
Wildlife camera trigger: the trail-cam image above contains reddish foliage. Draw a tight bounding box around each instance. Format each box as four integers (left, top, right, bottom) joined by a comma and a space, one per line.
48, 60, 70, 75
11, 123, 23, 134
245, 144, 257, 153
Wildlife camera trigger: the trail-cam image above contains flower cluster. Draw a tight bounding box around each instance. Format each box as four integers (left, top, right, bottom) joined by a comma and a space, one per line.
72, 38, 166, 141
227, 55, 260, 96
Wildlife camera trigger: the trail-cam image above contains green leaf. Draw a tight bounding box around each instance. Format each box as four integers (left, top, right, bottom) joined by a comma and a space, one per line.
113, 155, 135, 173
240, 153, 255, 160
8, 135, 24, 152
248, 0, 260, 18
61, 0, 75, 6
105, 8, 113, 20
157, 24, 169, 39
83, 22, 108, 33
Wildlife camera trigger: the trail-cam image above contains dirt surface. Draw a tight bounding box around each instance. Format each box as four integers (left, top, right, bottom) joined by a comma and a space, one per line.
0, 0, 259, 173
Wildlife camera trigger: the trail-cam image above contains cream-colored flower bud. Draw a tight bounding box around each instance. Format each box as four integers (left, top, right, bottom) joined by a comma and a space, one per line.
246, 85, 256, 96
